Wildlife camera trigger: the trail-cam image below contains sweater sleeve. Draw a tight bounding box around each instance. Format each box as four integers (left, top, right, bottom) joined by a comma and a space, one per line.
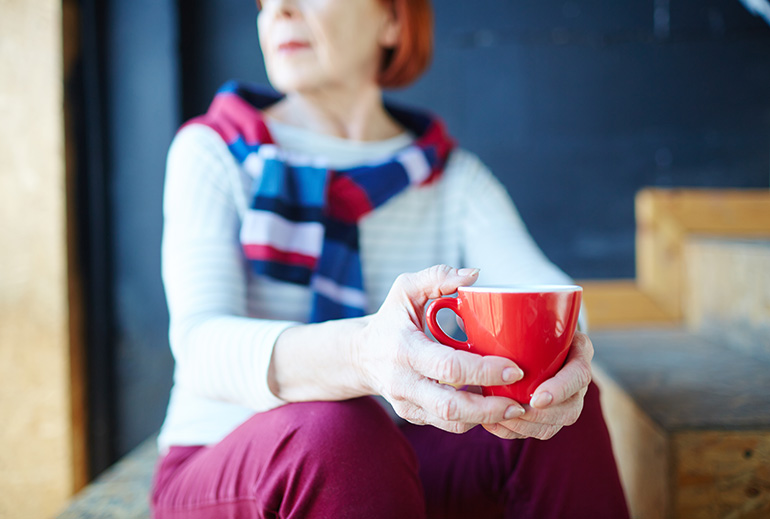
454, 152, 570, 284
453, 151, 588, 329
161, 124, 297, 411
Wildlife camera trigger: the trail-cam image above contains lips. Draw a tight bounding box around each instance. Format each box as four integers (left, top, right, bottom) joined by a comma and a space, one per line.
277, 41, 311, 52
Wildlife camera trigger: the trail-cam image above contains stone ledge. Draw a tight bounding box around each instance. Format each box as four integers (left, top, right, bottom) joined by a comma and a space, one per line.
56, 436, 158, 519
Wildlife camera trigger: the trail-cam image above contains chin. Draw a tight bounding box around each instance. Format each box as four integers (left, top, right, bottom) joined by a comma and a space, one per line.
265, 66, 323, 93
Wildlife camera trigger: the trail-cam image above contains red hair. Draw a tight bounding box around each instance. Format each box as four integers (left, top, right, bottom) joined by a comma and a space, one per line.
376, 0, 434, 89
255, 0, 434, 89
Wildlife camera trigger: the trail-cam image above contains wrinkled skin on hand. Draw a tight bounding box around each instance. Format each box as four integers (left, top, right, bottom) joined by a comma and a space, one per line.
354, 265, 593, 440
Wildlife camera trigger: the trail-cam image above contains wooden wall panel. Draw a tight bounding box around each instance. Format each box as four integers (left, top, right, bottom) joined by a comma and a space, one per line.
683, 238, 770, 357
673, 431, 770, 519
0, 1, 73, 517
636, 189, 770, 320
63, 0, 88, 492
581, 189, 770, 331
579, 280, 676, 330
594, 365, 671, 519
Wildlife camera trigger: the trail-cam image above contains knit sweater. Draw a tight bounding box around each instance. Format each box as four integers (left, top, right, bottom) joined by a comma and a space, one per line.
157, 119, 575, 452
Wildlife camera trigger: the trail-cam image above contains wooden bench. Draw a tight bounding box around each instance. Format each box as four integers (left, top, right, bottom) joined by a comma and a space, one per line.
592, 328, 770, 519
579, 190, 770, 518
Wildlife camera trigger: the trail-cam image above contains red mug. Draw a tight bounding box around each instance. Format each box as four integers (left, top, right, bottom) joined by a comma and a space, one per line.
426, 285, 582, 403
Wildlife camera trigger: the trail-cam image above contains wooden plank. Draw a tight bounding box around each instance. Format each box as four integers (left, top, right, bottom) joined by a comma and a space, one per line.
594, 363, 671, 519
683, 238, 770, 358
645, 190, 770, 235
0, 1, 73, 517
594, 328, 770, 519
579, 280, 677, 329
635, 189, 770, 321
63, 0, 88, 493
673, 430, 770, 519
636, 189, 686, 318
591, 329, 770, 430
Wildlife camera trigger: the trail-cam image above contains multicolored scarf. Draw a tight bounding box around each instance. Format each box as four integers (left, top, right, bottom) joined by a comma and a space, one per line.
186, 81, 455, 322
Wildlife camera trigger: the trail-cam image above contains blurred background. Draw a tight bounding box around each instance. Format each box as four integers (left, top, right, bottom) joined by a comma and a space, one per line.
1, 0, 769, 517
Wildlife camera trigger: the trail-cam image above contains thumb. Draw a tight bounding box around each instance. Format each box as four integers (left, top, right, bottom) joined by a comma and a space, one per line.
389, 265, 480, 308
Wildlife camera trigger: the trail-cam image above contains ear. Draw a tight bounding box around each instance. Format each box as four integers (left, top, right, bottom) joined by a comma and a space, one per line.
378, 5, 402, 49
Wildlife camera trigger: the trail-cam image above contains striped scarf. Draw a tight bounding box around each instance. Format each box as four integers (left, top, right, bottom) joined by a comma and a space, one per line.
186, 81, 455, 322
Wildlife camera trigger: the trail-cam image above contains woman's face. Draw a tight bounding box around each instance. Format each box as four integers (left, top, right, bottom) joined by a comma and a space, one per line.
257, 0, 399, 94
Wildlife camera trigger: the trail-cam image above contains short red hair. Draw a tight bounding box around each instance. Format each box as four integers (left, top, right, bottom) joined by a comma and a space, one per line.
377, 0, 434, 89
255, 0, 433, 89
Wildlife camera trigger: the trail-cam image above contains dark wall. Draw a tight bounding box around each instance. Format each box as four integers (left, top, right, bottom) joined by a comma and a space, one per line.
76, 0, 179, 473
180, 0, 770, 279
83, 0, 770, 474
105, 0, 179, 462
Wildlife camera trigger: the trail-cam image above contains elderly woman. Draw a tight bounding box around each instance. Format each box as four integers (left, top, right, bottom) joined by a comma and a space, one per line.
151, 0, 630, 518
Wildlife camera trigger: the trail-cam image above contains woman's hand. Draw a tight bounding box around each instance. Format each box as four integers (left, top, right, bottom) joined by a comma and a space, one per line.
482, 331, 594, 440
272, 264, 592, 440
354, 265, 528, 434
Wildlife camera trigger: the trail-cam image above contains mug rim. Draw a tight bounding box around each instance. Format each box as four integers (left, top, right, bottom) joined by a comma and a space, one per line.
459, 284, 582, 294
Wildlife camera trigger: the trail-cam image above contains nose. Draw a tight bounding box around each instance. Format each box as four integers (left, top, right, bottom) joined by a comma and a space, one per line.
263, 0, 299, 19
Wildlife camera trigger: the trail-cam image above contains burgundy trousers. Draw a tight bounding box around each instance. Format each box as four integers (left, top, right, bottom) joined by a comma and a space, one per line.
151, 382, 629, 519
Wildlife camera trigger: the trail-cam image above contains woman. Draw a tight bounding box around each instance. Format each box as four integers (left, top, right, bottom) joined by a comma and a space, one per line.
151, 0, 630, 517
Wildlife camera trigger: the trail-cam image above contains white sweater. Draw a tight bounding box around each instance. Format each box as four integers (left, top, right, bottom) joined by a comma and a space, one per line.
157, 120, 575, 452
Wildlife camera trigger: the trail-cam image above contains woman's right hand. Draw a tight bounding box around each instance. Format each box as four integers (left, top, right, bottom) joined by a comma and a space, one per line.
354, 265, 526, 434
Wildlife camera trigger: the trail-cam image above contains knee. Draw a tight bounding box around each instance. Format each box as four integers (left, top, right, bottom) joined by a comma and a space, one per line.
262, 398, 424, 517
283, 397, 404, 456
272, 398, 423, 505
274, 398, 419, 478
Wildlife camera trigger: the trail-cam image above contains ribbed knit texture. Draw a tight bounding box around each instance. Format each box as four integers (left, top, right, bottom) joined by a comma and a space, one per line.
158, 121, 574, 452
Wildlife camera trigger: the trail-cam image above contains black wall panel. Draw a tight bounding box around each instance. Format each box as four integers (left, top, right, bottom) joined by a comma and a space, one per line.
180, 0, 770, 278
93, 0, 180, 469
87, 0, 769, 473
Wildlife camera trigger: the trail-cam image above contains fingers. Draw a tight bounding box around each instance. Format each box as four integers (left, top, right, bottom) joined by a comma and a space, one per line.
393, 377, 524, 433
406, 334, 524, 388
530, 332, 593, 409
482, 334, 592, 441
422, 380, 523, 424
486, 379, 588, 441
391, 265, 479, 307
486, 421, 564, 441
378, 267, 595, 440
520, 389, 586, 426
483, 424, 526, 439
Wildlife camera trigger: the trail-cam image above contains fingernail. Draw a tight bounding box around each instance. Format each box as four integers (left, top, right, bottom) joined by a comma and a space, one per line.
457, 268, 480, 277
502, 367, 524, 383
504, 405, 525, 420
531, 392, 553, 408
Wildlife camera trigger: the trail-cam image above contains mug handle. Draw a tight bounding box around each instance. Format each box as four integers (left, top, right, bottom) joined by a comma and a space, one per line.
426, 297, 470, 350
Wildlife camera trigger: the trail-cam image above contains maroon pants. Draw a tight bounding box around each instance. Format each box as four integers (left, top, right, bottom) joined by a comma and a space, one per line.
151, 382, 629, 518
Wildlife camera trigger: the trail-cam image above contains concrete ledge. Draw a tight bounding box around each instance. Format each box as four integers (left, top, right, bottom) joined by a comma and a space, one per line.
56, 436, 158, 519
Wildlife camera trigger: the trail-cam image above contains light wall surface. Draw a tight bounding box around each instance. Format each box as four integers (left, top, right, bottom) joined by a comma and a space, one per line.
0, 0, 73, 517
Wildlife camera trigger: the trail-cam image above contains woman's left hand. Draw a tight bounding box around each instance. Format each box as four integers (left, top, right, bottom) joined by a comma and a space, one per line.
482, 331, 594, 440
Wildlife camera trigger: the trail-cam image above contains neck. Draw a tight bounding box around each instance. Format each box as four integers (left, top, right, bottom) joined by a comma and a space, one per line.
264, 83, 403, 142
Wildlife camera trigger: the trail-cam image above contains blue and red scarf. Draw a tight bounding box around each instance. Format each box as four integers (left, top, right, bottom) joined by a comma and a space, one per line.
186, 81, 455, 322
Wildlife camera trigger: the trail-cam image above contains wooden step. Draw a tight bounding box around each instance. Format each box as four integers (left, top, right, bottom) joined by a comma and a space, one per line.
684, 238, 770, 357
635, 189, 770, 320
591, 328, 770, 519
